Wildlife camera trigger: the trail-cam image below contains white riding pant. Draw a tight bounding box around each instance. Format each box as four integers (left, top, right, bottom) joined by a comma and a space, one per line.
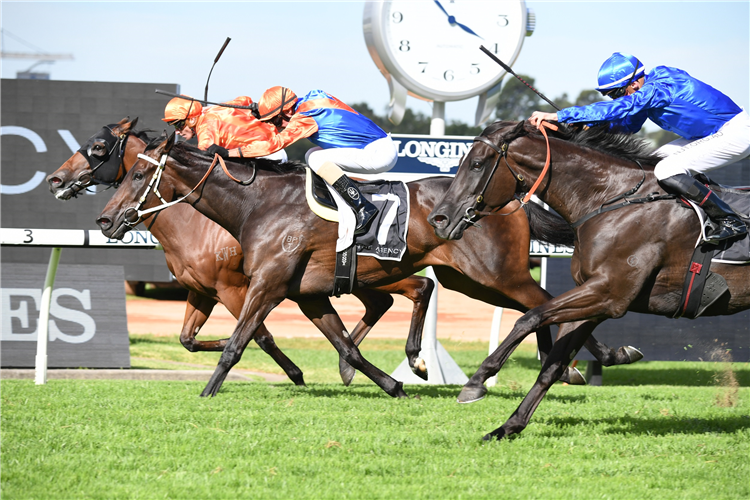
263, 149, 288, 162
653, 110, 750, 180
305, 135, 398, 174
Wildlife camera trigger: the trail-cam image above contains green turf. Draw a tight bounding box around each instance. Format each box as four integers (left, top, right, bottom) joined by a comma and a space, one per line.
2, 339, 748, 499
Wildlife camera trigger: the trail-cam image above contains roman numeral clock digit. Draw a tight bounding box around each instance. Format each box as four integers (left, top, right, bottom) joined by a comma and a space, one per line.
363, 0, 535, 125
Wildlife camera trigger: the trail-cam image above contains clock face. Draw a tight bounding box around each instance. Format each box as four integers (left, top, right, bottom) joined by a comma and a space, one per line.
365, 0, 528, 101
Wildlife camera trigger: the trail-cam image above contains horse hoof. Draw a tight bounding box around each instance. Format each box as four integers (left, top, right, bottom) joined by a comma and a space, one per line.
482, 429, 506, 441
565, 366, 587, 385
339, 360, 356, 386
411, 357, 428, 381
625, 346, 644, 363
457, 384, 487, 404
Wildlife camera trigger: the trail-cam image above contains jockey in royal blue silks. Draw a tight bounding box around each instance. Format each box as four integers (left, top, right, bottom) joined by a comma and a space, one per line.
529, 52, 750, 244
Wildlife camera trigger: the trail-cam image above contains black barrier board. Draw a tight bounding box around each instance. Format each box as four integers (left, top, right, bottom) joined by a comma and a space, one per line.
1, 79, 179, 282
545, 258, 749, 363
1, 263, 130, 368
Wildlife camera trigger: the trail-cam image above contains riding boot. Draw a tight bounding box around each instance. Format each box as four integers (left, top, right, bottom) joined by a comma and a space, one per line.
659, 173, 747, 244
331, 175, 379, 235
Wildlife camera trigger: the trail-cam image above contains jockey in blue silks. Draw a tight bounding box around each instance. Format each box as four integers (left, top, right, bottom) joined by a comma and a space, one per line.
530, 52, 749, 244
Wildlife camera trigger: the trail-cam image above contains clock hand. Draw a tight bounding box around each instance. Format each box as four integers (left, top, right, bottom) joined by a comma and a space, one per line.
454, 20, 483, 39
433, 0, 451, 18
433, 0, 484, 40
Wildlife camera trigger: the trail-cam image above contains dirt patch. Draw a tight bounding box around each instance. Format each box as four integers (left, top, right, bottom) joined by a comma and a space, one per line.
126, 283, 529, 344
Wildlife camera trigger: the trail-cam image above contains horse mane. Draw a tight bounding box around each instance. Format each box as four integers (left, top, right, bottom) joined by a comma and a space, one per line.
162, 141, 307, 174
485, 120, 661, 166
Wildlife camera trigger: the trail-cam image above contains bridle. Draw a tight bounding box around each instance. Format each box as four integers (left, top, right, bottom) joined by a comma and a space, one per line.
461, 121, 557, 226
461, 121, 674, 230
119, 151, 256, 229
76, 126, 130, 192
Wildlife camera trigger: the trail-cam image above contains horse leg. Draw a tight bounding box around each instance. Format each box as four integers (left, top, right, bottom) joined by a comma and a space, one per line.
338, 288, 394, 386
253, 323, 306, 386
296, 296, 408, 398
432, 267, 584, 386
339, 276, 434, 385
461, 276, 638, 403
215, 284, 306, 386
200, 286, 286, 398
485, 320, 598, 441
582, 336, 643, 366
180, 291, 227, 352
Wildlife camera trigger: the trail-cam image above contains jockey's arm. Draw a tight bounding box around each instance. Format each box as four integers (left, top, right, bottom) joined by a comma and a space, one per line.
228, 115, 319, 158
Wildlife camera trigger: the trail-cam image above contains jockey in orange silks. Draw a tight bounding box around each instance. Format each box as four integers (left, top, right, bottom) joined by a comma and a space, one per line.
162, 95, 287, 162
223, 87, 398, 235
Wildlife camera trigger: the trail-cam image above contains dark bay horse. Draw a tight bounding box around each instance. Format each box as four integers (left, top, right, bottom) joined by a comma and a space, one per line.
428, 120, 750, 440
96, 132, 639, 398
47, 118, 435, 386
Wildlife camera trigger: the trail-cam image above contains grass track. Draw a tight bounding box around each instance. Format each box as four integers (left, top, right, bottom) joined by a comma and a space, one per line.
2, 339, 749, 499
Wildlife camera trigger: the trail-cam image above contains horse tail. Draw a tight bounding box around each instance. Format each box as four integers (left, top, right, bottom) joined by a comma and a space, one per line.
523, 202, 575, 247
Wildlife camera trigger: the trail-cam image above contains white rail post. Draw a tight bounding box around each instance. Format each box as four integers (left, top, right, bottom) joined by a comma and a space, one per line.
35, 247, 62, 385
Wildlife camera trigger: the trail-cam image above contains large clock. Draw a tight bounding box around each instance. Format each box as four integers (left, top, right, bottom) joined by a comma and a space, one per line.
363, 0, 534, 125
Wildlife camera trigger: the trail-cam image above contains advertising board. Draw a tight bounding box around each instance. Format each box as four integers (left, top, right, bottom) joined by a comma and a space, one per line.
1, 79, 178, 282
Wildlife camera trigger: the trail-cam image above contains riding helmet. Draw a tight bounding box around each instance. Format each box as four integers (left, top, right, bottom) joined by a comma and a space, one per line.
257, 87, 298, 121
595, 52, 646, 93
162, 96, 203, 123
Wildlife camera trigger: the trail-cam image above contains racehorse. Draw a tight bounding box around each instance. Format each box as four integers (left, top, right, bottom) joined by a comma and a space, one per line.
428, 119, 750, 440
96, 131, 641, 398
47, 118, 435, 386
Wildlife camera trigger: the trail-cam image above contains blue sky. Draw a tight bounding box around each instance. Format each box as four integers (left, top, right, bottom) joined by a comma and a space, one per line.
2, 1, 748, 130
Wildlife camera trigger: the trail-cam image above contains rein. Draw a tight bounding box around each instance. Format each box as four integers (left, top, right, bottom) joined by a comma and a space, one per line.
121, 153, 256, 228
569, 163, 676, 228
462, 121, 557, 226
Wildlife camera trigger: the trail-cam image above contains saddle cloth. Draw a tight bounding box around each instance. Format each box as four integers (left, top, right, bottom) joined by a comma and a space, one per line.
305, 168, 410, 262
694, 175, 750, 264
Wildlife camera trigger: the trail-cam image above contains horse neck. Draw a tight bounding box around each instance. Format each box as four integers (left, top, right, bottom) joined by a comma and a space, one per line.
122, 135, 146, 175
516, 136, 652, 224
162, 157, 291, 241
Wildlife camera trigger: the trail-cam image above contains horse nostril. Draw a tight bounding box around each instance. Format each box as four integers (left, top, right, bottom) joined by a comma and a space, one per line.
429, 213, 448, 228
96, 217, 112, 230
48, 176, 62, 187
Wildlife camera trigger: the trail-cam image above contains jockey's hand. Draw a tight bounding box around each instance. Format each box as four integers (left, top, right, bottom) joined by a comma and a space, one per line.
207, 144, 229, 159
529, 111, 558, 129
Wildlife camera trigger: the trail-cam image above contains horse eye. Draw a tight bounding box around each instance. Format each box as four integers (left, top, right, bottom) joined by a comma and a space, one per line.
470, 159, 483, 171
134, 172, 144, 181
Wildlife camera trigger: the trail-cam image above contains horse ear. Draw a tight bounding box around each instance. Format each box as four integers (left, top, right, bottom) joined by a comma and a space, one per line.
119, 116, 139, 135
164, 131, 176, 154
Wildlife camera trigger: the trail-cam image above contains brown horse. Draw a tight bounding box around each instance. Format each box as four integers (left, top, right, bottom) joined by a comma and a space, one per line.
96, 132, 640, 398
428, 120, 750, 440
46, 118, 435, 386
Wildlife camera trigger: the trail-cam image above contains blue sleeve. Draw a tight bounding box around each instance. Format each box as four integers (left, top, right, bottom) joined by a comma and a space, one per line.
557, 79, 673, 133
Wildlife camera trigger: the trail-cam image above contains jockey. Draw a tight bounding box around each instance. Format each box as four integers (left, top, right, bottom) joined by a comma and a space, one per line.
161, 95, 288, 162
219, 86, 398, 236
529, 52, 749, 244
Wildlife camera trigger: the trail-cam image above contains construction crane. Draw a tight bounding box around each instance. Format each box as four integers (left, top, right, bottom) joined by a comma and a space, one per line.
1, 29, 73, 79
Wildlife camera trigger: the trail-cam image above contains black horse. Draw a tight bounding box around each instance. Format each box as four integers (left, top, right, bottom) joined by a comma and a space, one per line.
429, 120, 750, 440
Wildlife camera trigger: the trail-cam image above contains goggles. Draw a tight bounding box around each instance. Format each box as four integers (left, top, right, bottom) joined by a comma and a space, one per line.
170, 119, 187, 131
600, 58, 641, 100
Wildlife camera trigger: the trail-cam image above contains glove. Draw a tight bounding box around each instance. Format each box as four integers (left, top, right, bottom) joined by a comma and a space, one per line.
207, 144, 229, 159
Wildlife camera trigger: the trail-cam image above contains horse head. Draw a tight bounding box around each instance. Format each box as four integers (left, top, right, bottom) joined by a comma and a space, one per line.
96, 132, 178, 240
46, 117, 141, 200
428, 121, 531, 240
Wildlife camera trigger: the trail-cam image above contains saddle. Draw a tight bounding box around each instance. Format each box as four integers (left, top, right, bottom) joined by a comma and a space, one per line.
674, 174, 750, 319
304, 168, 410, 297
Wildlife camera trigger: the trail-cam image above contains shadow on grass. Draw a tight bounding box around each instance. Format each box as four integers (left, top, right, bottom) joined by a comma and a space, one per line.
532, 413, 750, 437
596, 365, 750, 387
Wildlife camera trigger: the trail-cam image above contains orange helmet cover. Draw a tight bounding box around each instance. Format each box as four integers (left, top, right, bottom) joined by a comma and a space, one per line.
162, 96, 203, 123
257, 86, 298, 121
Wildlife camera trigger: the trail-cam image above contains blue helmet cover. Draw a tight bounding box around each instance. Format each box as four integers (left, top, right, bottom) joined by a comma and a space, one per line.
596, 52, 646, 91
